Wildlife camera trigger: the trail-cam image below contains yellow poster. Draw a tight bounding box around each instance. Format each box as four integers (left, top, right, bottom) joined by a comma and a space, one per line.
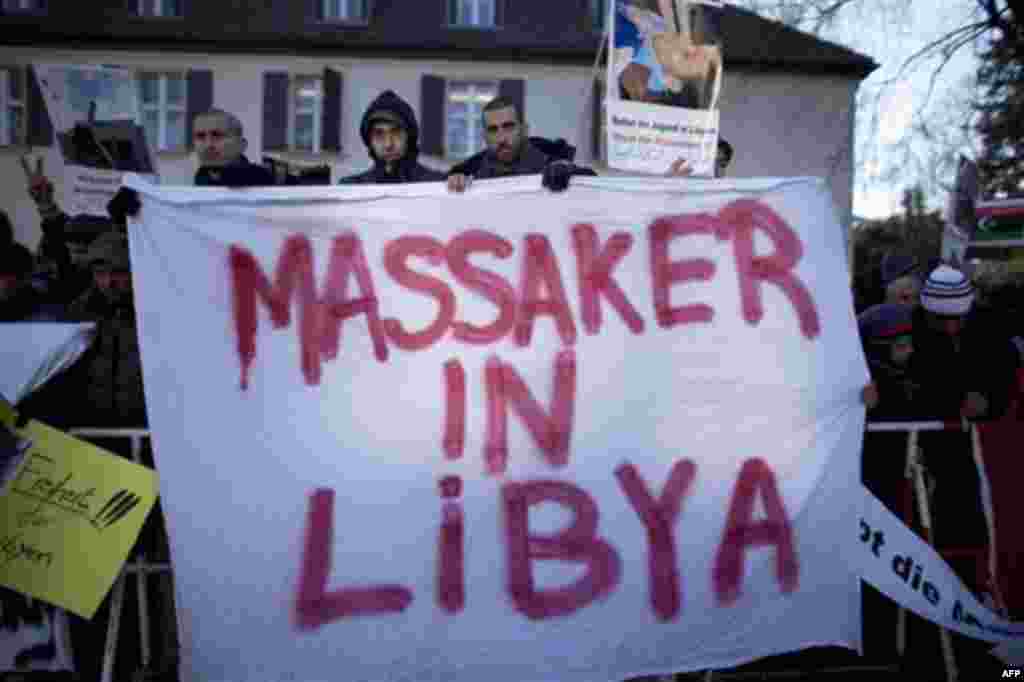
0, 400, 158, 619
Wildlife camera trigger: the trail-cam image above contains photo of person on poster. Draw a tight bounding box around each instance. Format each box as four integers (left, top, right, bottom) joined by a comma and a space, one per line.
615, 0, 723, 110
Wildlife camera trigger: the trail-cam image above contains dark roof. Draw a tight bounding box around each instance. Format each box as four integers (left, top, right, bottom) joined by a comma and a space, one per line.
0, 0, 877, 78
720, 5, 877, 76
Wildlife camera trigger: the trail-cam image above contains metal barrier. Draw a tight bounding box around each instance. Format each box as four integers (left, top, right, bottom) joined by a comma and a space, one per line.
861, 420, 1005, 682
66, 428, 175, 682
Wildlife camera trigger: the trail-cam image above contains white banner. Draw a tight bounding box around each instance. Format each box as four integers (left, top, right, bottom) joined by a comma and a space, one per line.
124, 173, 875, 681
856, 489, 1024, 663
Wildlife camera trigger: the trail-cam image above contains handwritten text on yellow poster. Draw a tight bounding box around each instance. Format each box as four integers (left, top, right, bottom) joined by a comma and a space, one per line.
0, 401, 158, 619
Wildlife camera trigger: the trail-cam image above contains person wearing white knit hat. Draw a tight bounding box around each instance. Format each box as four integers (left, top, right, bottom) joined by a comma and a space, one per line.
909, 263, 1021, 669
920, 263, 975, 319
916, 264, 990, 415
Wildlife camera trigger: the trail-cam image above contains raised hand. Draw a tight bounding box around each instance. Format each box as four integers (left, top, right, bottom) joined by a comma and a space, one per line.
665, 157, 693, 177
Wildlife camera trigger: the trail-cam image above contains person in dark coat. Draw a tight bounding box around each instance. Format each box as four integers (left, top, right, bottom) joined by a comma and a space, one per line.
446, 96, 596, 193
192, 108, 276, 187
858, 309, 921, 665
912, 265, 1017, 423
860, 303, 920, 424
880, 251, 921, 308
340, 90, 445, 185
901, 264, 1017, 682
909, 265, 1017, 596
19, 229, 146, 430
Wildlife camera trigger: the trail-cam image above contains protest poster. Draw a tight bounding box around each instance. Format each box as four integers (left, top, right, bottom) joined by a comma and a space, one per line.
0, 323, 96, 406
31, 64, 156, 217
606, 0, 725, 175
0, 399, 159, 620
0, 403, 75, 675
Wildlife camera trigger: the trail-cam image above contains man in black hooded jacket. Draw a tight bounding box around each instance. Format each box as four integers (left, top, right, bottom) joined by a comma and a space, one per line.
340, 91, 445, 185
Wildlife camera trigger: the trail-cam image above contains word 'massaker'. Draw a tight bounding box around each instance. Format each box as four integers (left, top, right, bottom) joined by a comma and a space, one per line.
229, 200, 821, 390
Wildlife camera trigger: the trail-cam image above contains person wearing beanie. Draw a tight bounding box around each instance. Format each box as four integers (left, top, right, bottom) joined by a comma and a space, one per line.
20, 228, 146, 430
858, 303, 919, 420
339, 91, 445, 185
857, 303, 921, 660
880, 251, 920, 307
906, 263, 1019, 625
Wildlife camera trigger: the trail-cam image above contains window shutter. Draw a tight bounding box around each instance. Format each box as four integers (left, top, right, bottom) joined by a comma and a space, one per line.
262, 72, 289, 151
309, 0, 321, 21
27, 67, 53, 147
498, 78, 524, 122
321, 67, 342, 153
420, 74, 445, 157
185, 69, 213, 150
591, 76, 604, 162
494, 0, 505, 27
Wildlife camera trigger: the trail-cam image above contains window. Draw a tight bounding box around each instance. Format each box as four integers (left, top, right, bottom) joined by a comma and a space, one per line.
137, 72, 186, 152
289, 76, 323, 153
262, 70, 341, 155
590, 0, 607, 32
137, 0, 181, 17
448, 0, 495, 27
320, 0, 369, 22
0, 67, 26, 147
445, 80, 497, 158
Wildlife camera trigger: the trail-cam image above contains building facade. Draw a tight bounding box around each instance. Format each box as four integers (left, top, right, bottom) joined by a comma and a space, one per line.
0, 0, 876, 249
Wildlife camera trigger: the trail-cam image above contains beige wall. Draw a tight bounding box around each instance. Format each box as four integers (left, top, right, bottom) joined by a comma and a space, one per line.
0, 47, 859, 253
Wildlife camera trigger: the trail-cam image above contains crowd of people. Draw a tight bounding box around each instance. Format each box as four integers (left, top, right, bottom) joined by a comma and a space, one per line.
0, 93, 734, 679
2, 92, 733, 422
857, 255, 1023, 671
3, 90, 1019, 678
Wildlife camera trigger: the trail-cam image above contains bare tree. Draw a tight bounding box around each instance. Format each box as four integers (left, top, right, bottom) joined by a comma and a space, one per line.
731, 0, 994, 211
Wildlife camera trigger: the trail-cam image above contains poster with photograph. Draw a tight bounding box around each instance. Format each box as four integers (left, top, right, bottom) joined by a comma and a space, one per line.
31, 64, 156, 217
606, 0, 725, 175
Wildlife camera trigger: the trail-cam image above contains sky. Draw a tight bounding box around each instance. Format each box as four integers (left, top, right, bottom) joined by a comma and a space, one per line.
800, 0, 987, 219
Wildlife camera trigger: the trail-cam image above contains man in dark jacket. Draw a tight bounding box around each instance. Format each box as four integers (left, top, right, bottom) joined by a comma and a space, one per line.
192, 108, 276, 187
446, 96, 596, 193
340, 90, 445, 185
907, 263, 1017, 682
910, 265, 1016, 584
19, 229, 146, 430
912, 265, 1017, 422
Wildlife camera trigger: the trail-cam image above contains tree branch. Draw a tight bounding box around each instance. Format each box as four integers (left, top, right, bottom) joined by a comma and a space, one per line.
886, 20, 990, 82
